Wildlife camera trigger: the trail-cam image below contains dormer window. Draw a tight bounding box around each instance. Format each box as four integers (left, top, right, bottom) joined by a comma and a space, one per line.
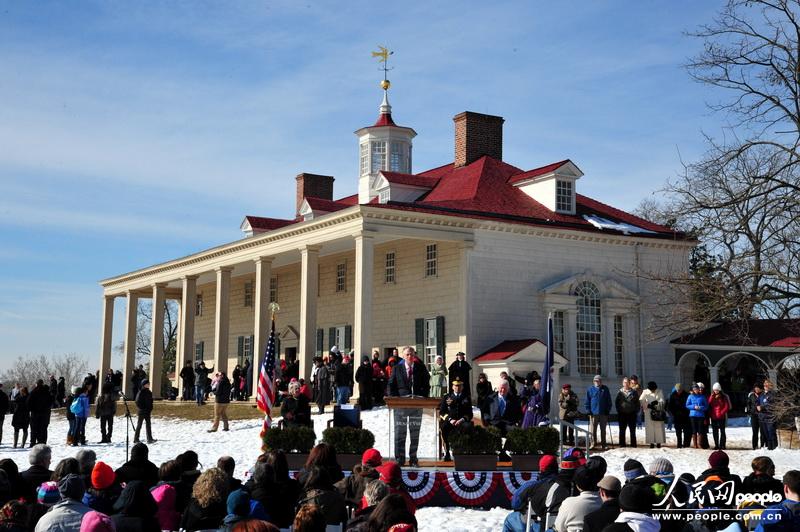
556, 180, 574, 213
378, 188, 390, 203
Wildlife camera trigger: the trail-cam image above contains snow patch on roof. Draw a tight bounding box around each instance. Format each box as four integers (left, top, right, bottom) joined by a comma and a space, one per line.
583, 214, 656, 235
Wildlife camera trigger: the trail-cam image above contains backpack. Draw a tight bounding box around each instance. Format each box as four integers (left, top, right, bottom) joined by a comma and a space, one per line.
69, 397, 82, 415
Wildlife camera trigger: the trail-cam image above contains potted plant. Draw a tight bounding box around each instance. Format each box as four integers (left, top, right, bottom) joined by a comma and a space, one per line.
503, 427, 560, 470
449, 425, 502, 471
322, 427, 376, 470
263, 425, 316, 469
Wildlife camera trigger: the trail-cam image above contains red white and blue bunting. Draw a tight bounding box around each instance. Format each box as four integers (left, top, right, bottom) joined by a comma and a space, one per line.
441, 471, 499, 506
402, 471, 439, 505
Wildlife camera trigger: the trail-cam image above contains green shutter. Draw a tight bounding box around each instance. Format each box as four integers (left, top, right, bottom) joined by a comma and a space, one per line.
249, 335, 255, 359
436, 316, 446, 362
316, 329, 324, 355
237, 336, 244, 357
415, 318, 424, 356
344, 325, 352, 352
328, 327, 336, 350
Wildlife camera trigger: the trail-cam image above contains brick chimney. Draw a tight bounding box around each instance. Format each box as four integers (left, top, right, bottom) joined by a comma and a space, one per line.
295, 173, 334, 216
453, 111, 504, 167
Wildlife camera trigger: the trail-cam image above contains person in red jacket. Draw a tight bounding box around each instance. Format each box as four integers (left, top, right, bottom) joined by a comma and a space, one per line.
708, 382, 732, 450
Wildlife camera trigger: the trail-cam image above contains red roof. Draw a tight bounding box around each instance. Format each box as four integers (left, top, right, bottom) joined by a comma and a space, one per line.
381, 171, 440, 188
243, 216, 296, 232
337, 194, 359, 206
305, 197, 352, 213
672, 319, 800, 348
474, 339, 540, 362
507, 160, 572, 185
373, 113, 397, 127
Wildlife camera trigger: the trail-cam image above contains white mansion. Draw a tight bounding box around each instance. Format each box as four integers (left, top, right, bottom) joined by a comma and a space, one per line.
98, 86, 693, 400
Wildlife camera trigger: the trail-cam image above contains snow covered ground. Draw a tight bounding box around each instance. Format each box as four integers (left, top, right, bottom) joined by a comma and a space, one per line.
3, 407, 799, 532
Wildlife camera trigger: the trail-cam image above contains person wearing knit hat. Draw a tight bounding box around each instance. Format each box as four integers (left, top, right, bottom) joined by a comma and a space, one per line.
538, 454, 558, 474
708, 449, 729, 469
83, 461, 121, 515
34, 474, 91, 532
708, 382, 731, 450
221, 489, 252, 529
37, 480, 60, 506
336, 449, 383, 508
133, 379, 155, 444
623, 459, 647, 483
698, 450, 744, 492
648, 458, 675, 484
686, 381, 709, 449
376, 462, 417, 515
559, 383, 579, 445
80, 511, 115, 532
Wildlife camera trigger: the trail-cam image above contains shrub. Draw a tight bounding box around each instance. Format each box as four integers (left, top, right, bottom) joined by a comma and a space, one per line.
503, 427, 560, 454
322, 427, 375, 454
263, 425, 316, 453
450, 425, 502, 455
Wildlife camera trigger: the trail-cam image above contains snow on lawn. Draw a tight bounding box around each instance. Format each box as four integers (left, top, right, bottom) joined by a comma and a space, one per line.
4, 408, 799, 532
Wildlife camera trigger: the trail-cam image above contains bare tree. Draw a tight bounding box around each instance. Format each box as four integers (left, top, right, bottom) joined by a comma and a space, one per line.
0, 353, 88, 389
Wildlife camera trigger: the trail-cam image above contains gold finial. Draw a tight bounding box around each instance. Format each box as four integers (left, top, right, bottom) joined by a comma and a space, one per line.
268, 301, 280, 320
372, 45, 394, 90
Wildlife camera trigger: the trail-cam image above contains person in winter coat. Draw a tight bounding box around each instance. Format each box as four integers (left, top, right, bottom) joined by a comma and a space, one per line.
448, 351, 472, 396
758, 379, 778, 450
742, 456, 784, 500
94, 383, 116, 444
115, 442, 159, 488
583, 475, 621, 532
344, 478, 389, 531
667, 384, 690, 448
429, 355, 448, 398
686, 383, 708, 448
335, 449, 382, 508
585, 376, 612, 450
746, 382, 766, 450
755, 469, 800, 532
219, 489, 262, 531
180, 467, 230, 531
708, 382, 732, 450
0, 385, 8, 447
246, 450, 300, 528
558, 384, 579, 445
553, 467, 602, 532
27, 380, 52, 446
521, 379, 546, 428
487, 380, 522, 436
615, 378, 639, 448
133, 380, 155, 443
110, 480, 160, 532
371, 351, 386, 406
334, 354, 354, 405
193, 361, 212, 405
209, 372, 231, 432
179, 361, 195, 401
151, 481, 181, 531
10, 387, 29, 448
355, 356, 374, 410
639, 381, 666, 448
69, 387, 90, 447
56, 377, 65, 407
281, 381, 312, 427
231, 365, 242, 401
297, 465, 348, 526
33, 474, 91, 532
697, 450, 743, 493
0, 499, 29, 532
312, 356, 332, 414
82, 461, 120, 515
476, 373, 493, 422
64, 386, 78, 446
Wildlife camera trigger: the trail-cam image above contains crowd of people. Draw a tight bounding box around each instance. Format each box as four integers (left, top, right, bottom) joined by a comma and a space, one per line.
502, 448, 799, 532
0, 442, 420, 531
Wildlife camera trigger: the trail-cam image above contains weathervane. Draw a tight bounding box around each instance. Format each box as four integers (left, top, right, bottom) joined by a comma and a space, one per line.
372, 45, 394, 90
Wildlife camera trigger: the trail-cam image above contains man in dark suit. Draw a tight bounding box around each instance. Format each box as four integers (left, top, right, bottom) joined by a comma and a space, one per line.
487, 379, 522, 436
439, 379, 473, 461
448, 352, 472, 396
387, 346, 430, 467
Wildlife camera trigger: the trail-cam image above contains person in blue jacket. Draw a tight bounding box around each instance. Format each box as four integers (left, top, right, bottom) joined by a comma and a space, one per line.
585, 375, 612, 450
755, 470, 800, 532
685, 383, 708, 449
69, 386, 90, 446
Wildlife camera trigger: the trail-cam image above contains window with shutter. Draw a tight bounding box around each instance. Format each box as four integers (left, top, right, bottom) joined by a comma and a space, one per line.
316, 329, 324, 355
414, 319, 424, 357
344, 325, 352, 352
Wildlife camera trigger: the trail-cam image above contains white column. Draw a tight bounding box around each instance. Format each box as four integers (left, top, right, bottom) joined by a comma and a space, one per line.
99, 295, 115, 385
214, 267, 233, 375
709, 366, 720, 387
767, 369, 778, 385
458, 241, 474, 392
353, 233, 375, 362
253, 257, 273, 390
149, 283, 166, 399
177, 275, 198, 399
122, 291, 139, 398
299, 245, 320, 381
565, 309, 578, 377
624, 314, 637, 377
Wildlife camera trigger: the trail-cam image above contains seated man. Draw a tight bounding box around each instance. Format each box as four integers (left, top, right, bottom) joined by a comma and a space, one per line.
487, 380, 522, 436
438, 379, 473, 461
280, 381, 312, 427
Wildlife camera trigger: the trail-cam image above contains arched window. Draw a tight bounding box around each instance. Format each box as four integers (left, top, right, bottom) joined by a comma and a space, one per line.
575, 281, 601, 375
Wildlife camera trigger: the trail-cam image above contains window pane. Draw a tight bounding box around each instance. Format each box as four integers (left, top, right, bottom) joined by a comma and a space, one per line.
425, 244, 437, 277
424, 318, 438, 366
575, 282, 601, 375
556, 180, 573, 212
244, 282, 253, 307
336, 262, 346, 292
371, 141, 386, 173
390, 142, 405, 172
385, 251, 396, 283
614, 315, 624, 376
360, 143, 368, 175
270, 276, 278, 303
553, 311, 567, 373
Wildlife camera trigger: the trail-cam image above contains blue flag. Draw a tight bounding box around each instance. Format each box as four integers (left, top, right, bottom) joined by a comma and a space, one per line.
542, 314, 555, 414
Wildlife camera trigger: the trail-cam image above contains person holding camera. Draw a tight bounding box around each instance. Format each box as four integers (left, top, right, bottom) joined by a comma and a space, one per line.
639, 381, 666, 448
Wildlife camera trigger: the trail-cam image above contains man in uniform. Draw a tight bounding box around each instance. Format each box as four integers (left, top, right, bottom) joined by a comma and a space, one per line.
438, 378, 473, 461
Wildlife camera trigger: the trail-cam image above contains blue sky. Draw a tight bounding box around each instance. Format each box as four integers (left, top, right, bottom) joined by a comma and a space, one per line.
0, 1, 727, 371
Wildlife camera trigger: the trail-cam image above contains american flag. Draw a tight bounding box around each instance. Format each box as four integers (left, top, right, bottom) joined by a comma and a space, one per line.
256, 316, 277, 436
